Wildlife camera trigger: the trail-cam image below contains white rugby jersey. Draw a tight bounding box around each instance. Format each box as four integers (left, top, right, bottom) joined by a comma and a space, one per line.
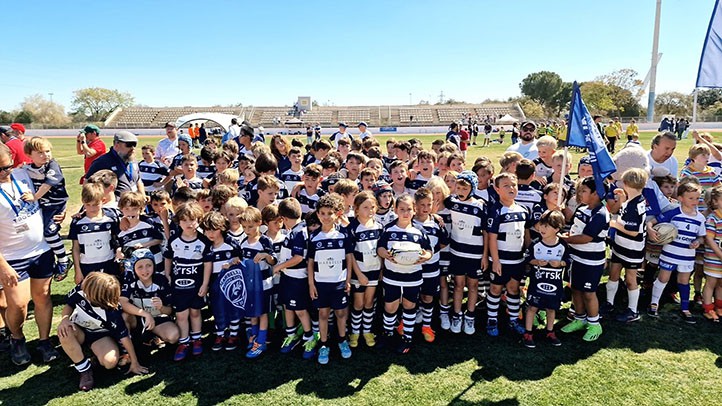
68, 208, 120, 265
375, 209, 398, 227
118, 219, 165, 265
444, 196, 487, 259
533, 157, 554, 178
138, 161, 169, 193
657, 206, 706, 266
568, 204, 610, 266
345, 218, 383, 273
308, 226, 352, 284
610, 194, 647, 263
207, 238, 242, 275
415, 216, 449, 279
487, 203, 532, 265
280, 168, 304, 195
378, 220, 431, 287
298, 188, 324, 215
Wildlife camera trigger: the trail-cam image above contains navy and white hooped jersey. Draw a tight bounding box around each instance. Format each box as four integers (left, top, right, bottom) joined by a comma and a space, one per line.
407, 174, 431, 194
487, 203, 533, 265
121, 273, 172, 317
227, 229, 246, 247
163, 234, 212, 291
280, 168, 304, 196
298, 188, 324, 215
528, 239, 570, 298
173, 175, 204, 193
383, 155, 398, 172
279, 221, 309, 279
345, 218, 383, 273
610, 194, 647, 263
568, 204, 610, 267
375, 210, 398, 228
240, 235, 275, 290
68, 208, 120, 266
138, 161, 169, 193
66, 285, 128, 340
473, 188, 489, 204
22, 160, 68, 208
378, 220, 432, 287
118, 219, 165, 265
196, 159, 216, 180
207, 238, 242, 275
516, 184, 543, 212
267, 230, 287, 258
308, 226, 352, 284
657, 206, 706, 266
169, 152, 197, 171
444, 196, 487, 259
437, 207, 453, 265
533, 157, 554, 178
415, 216, 449, 279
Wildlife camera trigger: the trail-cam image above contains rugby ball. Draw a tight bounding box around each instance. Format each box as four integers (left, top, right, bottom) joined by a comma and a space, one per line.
651, 223, 678, 246
390, 249, 422, 265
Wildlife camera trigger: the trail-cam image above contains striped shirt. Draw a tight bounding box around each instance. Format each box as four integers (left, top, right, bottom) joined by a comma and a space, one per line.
704, 210, 722, 276
610, 194, 647, 264
280, 168, 304, 195
532, 157, 554, 178
657, 207, 706, 267
415, 216, 449, 278
207, 238, 242, 275
346, 218, 383, 274
121, 273, 172, 317
239, 235, 275, 290
298, 188, 324, 216
163, 234, 212, 291
568, 204, 610, 267
679, 165, 721, 212
378, 220, 431, 287
118, 219, 165, 266
515, 184, 543, 212
22, 160, 68, 208
487, 203, 532, 265
196, 159, 216, 180
138, 161, 169, 193
278, 221, 309, 279
68, 208, 120, 266
444, 196, 487, 259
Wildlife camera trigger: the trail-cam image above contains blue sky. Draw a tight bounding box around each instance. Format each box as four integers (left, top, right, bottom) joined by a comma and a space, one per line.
0, 0, 715, 112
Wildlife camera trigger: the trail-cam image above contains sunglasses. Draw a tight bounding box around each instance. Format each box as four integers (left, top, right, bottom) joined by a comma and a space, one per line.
123, 142, 137, 148
522, 127, 535, 132
0, 164, 13, 172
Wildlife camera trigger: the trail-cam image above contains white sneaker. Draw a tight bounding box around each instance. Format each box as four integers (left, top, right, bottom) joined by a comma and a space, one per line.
450, 315, 462, 334
463, 316, 476, 335
440, 313, 451, 330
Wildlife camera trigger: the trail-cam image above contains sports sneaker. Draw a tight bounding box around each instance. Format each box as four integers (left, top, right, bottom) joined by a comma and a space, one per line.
680, 311, 697, 324
280, 335, 301, 354
546, 331, 562, 346
302, 335, 318, 360
348, 333, 359, 348
246, 341, 266, 359
192, 339, 203, 356
397, 336, 412, 354
174, 343, 190, 361
10, 337, 31, 366
486, 319, 499, 337
338, 340, 352, 359
439, 313, 451, 331
647, 304, 659, 318
582, 324, 603, 342
212, 336, 225, 352
561, 319, 587, 333
599, 302, 615, 318
362, 332, 376, 347
703, 309, 719, 322
522, 333, 536, 348
317, 345, 330, 365
78, 369, 94, 391
450, 315, 462, 334
246, 335, 256, 350
225, 336, 239, 351
463, 316, 476, 335
508, 319, 526, 335
37, 340, 59, 363
616, 308, 641, 323
670, 292, 681, 304
421, 326, 436, 343
54, 259, 72, 282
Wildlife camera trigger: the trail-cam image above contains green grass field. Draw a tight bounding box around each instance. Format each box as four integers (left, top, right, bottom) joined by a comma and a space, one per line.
2, 131, 721, 406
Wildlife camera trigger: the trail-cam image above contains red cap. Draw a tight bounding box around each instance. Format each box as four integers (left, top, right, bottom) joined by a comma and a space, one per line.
10, 123, 25, 133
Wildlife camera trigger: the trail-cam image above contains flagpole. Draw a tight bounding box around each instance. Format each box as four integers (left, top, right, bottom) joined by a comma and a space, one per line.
692, 88, 699, 127
557, 82, 578, 208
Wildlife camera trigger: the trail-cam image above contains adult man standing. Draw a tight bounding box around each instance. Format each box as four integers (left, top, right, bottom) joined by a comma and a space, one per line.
648, 131, 679, 176
0, 144, 58, 365
76, 124, 106, 183
357, 122, 373, 140
198, 123, 207, 145
155, 122, 180, 166
85, 131, 144, 197
0, 125, 30, 168
222, 118, 241, 145
505, 121, 539, 160
331, 122, 351, 149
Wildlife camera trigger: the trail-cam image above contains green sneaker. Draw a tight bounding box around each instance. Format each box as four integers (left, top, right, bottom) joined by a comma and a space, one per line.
582, 324, 603, 342
302, 334, 319, 360
561, 319, 587, 333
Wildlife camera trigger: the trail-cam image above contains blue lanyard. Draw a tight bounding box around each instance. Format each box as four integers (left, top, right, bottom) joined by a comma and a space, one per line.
0, 175, 29, 216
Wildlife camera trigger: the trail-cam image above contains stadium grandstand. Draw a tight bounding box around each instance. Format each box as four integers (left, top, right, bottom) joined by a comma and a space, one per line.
106, 103, 525, 128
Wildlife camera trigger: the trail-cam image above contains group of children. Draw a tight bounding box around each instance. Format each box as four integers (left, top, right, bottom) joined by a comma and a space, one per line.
14, 128, 722, 391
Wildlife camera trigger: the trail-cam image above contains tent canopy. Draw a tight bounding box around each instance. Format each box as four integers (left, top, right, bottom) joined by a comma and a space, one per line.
174, 113, 242, 132
497, 114, 519, 124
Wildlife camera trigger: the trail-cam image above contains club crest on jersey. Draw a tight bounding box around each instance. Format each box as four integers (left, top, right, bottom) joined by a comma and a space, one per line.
316, 242, 323, 248
219, 268, 247, 310
194, 245, 202, 253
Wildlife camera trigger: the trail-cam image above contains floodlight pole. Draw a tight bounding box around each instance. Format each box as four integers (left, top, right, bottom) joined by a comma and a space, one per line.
647, 0, 662, 123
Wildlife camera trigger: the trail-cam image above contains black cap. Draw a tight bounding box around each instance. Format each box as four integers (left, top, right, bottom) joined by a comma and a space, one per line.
0, 126, 11, 135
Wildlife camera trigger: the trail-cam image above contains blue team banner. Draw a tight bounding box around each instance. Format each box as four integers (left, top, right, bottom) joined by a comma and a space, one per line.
566, 82, 617, 197
697, 0, 722, 88
379, 127, 397, 132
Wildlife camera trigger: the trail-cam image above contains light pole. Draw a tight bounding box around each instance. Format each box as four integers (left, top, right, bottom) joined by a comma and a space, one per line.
409, 93, 412, 105
647, 0, 662, 123
48, 92, 54, 102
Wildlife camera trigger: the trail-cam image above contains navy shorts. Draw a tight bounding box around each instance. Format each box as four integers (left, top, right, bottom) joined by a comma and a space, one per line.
313, 281, 348, 310
259, 289, 273, 315
610, 252, 643, 270
81, 260, 121, 278
11, 249, 55, 281
280, 274, 310, 311
449, 255, 483, 279
172, 290, 206, 312
82, 329, 119, 347
350, 269, 380, 293
489, 262, 525, 286
439, 250, 451, 276
41, 204, 66, 237
526, 287, 563, 311
383, 282, 421, 303
420, 276, 440, 297
569, 261, 604, 292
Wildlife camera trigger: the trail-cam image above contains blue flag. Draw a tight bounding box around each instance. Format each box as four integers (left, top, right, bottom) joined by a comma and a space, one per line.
567, 82, 616, 197
697, 0, 722, 88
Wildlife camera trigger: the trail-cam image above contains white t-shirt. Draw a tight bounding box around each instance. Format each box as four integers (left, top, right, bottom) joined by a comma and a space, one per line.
0, 169, 49, 261
647, 150, 678, 177
506, 141, 539, 160
358, 130, 373, 140
155, 137, 180, 165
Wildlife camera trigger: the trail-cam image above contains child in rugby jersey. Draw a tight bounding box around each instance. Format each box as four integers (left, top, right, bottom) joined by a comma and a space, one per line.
389, 160, 411, 197
447, 153, 465, 173
20, 136, 72, 279
486, 173, 533, 337
222, 196, 248, 245
647, 181, 706, 323
532, 135, 557, 181
444, 171, 487, 335
413, 187, 449, 343
69, 182, 122, 284
604, 168, 648, 323
703, 186, 722, 321
515, 159, 543, 211
238, 207, 277, 359
147, 190, 173, 241
163, 202, 212, 361
307, 194, 354, 364
560, 177, 610, 342
407, 150, 436, 194
523, 210, 569, 348
346, 191, 384, 348
334, 179, 359, 226
262, 204, 286, 314
203, 151, 233, 189
58, 272, 147, 392
200, 211, 243, 351
139, 145, 169, 195
341, 152, 365, 181
117, 192, 164, 270
426, 177, 455, 330
472, 158, 494, 203
119, 249, 179, 349
377, 194, 432, 354
359, 168, 378, 192
86, 169, 120, 212
255, 175, 280, 212
293, 164, 324, 216
196, 146, 217, 181
173, 155, 204, 193
373, 180, 398, 226
280, 147, 304, 193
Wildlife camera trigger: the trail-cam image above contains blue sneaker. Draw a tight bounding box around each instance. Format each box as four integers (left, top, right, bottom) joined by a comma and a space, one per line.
246, 342, 266, 359
509, 319, 526, 335
338, 340, 352, 359
54, 259, 72, 282
302, 334, 318, 360
486, 319, 499, 337
317, 345, 330, 365
280, 335, 301, 354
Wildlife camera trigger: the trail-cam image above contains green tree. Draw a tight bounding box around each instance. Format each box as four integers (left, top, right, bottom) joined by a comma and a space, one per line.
595, 68, 644, 96
14, 110, 33, 124
697, 89, 722, 109
71, 87, 134, 121
519, 71, 563, 109
654, 91, 692, 117
0, 110, 14, 124
517, 97, 545, 119
21, 94, 71, 126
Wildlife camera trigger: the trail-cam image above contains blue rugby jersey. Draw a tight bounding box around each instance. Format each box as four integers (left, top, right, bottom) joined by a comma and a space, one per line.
278, 221, 309, 279
444, 196, 487, 259
66, 285, 128, 340
22, 160, 68, 209
345, 218, 384, 282
163, 233, 212, 291
568, 204, 610, 267
610, 194, 647, 264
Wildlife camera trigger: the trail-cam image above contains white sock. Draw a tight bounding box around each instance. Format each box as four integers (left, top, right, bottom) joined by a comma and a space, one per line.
628, 288, 640, 312
651, 279, 668, 306
606, 280, 619, 305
